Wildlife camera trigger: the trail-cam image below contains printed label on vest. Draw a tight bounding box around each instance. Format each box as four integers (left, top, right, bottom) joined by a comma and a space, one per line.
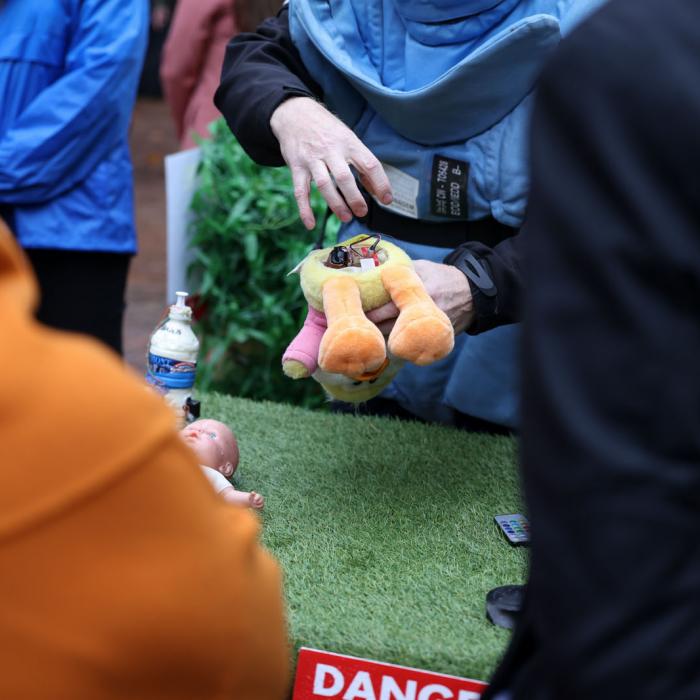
376, 163, 419, 219
431, 155, 469, 219
146, 353, 197, 389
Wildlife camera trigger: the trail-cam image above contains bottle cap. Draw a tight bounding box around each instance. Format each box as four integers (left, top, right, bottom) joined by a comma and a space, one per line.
170, 291, 192, 320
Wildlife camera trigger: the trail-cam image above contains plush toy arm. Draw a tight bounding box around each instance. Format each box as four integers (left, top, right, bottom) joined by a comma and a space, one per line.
282, 305, 327, 378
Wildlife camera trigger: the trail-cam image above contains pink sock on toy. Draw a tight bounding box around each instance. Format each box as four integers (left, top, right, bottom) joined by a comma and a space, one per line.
282, 305, 327, 375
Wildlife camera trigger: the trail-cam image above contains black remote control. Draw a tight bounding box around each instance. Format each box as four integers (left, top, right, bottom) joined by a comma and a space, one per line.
494, 514, 530, 546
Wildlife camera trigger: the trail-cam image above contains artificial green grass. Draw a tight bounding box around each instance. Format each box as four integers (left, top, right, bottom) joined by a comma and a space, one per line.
203, 392, 526, 683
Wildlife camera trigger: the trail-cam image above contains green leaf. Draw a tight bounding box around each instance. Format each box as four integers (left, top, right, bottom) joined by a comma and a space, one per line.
242, 233, 259, 263
187, 120, 330, 410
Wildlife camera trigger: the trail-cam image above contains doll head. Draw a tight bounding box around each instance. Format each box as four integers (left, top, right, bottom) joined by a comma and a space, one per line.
180, 419, 239, 477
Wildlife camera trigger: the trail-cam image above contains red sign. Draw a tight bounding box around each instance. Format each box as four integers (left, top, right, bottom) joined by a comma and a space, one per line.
293, 647, 488, 700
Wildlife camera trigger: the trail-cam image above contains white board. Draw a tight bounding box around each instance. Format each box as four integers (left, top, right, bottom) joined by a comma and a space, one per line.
164, 147, 202, 303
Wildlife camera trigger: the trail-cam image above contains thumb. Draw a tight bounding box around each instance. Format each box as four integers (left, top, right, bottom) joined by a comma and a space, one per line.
366, 301, 399, 323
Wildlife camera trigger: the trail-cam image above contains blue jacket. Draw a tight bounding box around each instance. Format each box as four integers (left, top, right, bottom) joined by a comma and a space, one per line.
290, 0, 605, 231
0, 0, 148, 253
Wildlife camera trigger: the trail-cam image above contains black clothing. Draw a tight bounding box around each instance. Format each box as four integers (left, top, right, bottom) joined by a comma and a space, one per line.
215, 7, 522, 333
445, 235, 522, 335
215, 7, 321, 167
484, 0, 700, 697
0, 204, 14, 233
138, 0, 176, 97
357, 191, 517, 249
330, 398, 514, 436
25, 249, 131, 355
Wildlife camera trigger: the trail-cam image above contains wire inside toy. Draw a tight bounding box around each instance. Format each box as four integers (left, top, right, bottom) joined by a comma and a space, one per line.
324, 234, 387, 270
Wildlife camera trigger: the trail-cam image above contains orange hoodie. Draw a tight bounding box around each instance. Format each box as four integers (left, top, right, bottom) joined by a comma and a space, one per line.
0, 221, 289, 699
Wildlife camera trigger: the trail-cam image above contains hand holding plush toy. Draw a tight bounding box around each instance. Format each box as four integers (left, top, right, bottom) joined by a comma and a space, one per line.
180, 419, 264, 509
283, 234, 454, 403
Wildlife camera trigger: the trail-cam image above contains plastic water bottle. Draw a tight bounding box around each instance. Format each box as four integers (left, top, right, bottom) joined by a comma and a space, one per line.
146, 291, 200, 425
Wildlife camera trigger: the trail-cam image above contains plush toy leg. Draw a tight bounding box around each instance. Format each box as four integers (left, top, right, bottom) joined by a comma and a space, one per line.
381, 266, 454, 365
318, 276, 386, 377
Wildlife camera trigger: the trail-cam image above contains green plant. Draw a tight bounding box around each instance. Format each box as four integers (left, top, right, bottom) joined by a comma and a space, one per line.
188, 120, 337, 408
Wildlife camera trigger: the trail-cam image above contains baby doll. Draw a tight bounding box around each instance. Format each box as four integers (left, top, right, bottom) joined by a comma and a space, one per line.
180, 419, 264, 509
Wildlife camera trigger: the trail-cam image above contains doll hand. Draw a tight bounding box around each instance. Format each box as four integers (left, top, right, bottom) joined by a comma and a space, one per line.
270, 97, 393, 229
248, 492, 265, 510
367, 260, 475, 335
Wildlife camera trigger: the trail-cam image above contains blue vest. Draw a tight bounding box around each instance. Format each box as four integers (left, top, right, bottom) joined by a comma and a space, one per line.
290, 0, 605, 231
289, 0, 606, 426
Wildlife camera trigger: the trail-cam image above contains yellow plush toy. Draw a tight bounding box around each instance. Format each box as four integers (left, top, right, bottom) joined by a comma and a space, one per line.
282, 234, 454, 402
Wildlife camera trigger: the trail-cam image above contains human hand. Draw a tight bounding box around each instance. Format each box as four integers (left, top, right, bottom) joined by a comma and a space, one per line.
367, 260, 475, 335
248, 492, 265, 510
270, 97, 393, 229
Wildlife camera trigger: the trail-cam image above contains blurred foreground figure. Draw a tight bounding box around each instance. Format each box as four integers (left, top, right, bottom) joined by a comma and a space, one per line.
161, 0, 282, 149
484, 0, 700, 697
0, 1, 148, 354
0, 219, 289, 697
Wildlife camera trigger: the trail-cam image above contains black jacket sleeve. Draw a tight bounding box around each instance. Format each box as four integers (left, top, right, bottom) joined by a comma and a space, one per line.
214, 6, 323, 166
445, 234, 523, 334
216, 6, 518, 331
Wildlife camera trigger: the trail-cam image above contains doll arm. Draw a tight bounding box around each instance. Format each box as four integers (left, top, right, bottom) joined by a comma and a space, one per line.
282, 305, 327, 378
202, 466, 264, 509
220, 486, 265, 510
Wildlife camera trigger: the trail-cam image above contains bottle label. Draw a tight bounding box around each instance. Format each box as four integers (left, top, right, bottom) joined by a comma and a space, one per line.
146, 353, 197, 389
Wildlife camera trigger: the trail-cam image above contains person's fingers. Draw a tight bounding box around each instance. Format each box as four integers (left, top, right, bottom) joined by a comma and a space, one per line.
351, 147, 392, 205
310, 161, 352, 223
326, 157, 368, 218
291, 167, 316, 230
366, 301, 400, 323
412, 259, 436, 277
274, 98, 390, 225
